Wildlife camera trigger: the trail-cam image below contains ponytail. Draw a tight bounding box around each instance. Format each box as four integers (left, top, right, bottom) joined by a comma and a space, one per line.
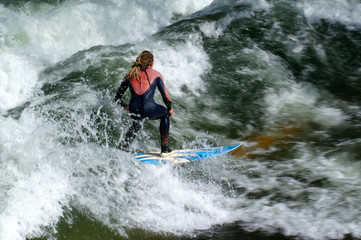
126, 51, 154, 80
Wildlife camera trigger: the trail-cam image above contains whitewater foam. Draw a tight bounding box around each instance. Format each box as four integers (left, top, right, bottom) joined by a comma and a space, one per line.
297, 0, 361, 29
0, 112, 73, 240
265, 84, 348, 127
152, 37, 211, 97
0, 53, 39, 113
0, 165, 70, 240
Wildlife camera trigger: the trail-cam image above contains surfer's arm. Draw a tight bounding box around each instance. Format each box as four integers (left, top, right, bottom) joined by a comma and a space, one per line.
114, 78, 130, 108
156, 75, 172, 111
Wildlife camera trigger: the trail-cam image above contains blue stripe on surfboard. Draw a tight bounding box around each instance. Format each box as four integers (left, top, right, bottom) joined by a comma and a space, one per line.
141, 159, 167, 164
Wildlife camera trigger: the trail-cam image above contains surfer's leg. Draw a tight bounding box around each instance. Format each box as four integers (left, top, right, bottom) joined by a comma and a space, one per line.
160, 114, 172, 153
143, 104, 172, 153
122, 120, 142, 150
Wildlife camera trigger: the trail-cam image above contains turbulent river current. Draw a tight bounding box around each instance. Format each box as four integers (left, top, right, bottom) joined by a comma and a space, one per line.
1, 0, 361, 239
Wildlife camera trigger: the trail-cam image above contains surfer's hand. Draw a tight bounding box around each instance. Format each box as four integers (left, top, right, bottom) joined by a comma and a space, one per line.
168, 108, 174, 117
124, 105, 129, 113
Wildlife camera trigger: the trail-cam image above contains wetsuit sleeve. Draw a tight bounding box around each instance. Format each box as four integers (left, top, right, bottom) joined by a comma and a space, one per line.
157, 75, 172, 110
114, 78, 130, 107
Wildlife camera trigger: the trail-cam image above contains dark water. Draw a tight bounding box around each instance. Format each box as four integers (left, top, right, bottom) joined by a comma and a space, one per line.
1, 0, 361, 239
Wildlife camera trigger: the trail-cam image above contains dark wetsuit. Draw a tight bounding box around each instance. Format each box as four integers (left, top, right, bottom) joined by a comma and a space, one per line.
114, 67, 172, 149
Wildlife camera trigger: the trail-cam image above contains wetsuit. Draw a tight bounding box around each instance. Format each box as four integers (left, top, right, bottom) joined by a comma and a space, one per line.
114, 67, 172, 149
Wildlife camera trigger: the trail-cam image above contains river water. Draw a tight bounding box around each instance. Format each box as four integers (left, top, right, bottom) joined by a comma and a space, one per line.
1, 0, 361, 239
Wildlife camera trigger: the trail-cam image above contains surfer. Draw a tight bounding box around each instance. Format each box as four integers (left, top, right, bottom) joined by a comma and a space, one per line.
114, 50, 173, 154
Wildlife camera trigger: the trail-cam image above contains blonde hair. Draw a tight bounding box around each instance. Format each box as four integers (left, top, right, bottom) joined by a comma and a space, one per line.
126, 51, 154, 80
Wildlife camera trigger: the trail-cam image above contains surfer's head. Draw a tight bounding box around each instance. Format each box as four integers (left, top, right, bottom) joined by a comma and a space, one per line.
126, 51, 154, 80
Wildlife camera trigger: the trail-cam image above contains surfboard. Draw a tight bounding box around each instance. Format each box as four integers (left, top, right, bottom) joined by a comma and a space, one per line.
135, 143, 241, 165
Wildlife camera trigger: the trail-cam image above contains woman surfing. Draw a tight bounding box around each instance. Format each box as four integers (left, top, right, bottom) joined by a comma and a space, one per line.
114, 51, 174, 155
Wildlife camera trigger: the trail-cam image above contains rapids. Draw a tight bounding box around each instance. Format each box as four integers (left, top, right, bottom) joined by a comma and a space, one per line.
1, 0, 361, 239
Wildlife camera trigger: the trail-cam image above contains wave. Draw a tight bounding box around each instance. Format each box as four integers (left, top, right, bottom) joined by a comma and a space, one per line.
1, 1, 361, 240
